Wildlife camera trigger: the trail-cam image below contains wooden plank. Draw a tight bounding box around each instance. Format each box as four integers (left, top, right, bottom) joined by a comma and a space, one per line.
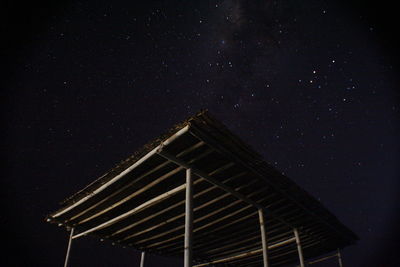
51, 125, 190, 218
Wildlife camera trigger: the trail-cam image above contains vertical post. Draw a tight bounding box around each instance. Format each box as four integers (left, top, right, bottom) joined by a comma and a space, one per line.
140, 251, 145, 267
337, 249, 343, 267
294, 228, 305, 267
184, 168, 193, 267
64, 227, 74, 267
258, 209, 269, 267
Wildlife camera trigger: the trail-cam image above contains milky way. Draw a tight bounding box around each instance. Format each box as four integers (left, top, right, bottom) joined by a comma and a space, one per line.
3, 0, 399, 266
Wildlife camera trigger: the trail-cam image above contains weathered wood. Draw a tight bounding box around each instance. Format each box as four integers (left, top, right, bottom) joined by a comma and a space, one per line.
338, 249, 344, 267
47, 111, 358, 267
72, 184, 187, 239
140, 251, 145, 267
51, 125, 190, 218
184, 168, 193, 267
68, 141, 206, 224
294, 228, 305, 267
193, 237, 296, 267
64, 228, 74, 267
258, 209, 269, 267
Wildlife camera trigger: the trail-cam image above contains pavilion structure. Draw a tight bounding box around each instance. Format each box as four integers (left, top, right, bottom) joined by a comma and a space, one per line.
46, 111, 358, 267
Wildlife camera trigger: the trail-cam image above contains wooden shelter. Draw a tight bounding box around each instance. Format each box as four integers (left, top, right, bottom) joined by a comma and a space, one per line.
47, 111, 358, 266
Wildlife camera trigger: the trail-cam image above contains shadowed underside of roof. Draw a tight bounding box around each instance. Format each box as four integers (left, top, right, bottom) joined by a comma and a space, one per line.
47, 110, 358, 266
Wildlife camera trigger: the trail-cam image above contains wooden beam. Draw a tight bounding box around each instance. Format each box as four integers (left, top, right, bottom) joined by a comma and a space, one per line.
294, 228, 305, 267
184, 168, 193, 267
140, 251, 145, 267
72, 183, 187, 239
63, 228, 74, 267
258, 209, 269, 267
192, 237, 296, 267
110, 172, 247, 238
51, 125, 190, 218
67, 141, 206, 224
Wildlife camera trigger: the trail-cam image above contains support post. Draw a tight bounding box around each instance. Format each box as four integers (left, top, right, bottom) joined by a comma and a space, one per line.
294, 228, 305, 267
184, 168, 193, 267
258, 209, 269, 267
337, 249, 343, 267
64, 227, 74, 267
140, 251, 145, 267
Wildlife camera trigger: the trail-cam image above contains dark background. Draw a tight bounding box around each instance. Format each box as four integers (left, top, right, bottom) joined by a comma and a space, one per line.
2, 0, 399, 266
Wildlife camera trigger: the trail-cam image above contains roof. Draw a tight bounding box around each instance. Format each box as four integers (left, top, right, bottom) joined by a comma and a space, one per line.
47, 110, 358, 266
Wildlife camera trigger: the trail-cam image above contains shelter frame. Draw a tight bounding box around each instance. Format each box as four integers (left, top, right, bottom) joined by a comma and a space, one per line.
49, 111, 357, 267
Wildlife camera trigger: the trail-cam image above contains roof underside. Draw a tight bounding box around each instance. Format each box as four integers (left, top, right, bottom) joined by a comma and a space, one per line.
47, 111, 358, 266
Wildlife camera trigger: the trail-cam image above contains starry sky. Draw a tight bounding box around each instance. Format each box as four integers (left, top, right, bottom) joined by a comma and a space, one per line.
2, 0, 399, 266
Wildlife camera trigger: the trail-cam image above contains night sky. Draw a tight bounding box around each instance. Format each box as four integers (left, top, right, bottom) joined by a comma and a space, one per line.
2, 0, 399, 266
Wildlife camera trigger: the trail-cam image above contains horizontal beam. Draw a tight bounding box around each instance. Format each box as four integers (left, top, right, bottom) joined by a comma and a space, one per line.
123, 167, 251, 245
73, 160, 239, 240
155, 147, 333, 253
199, 230, 297, 260
157, 148, 263, 209
147, 207, 258, 250
126, 193, 246, 244
193, 237, 296, 267
187, 219, 294, 257
207, 236, 300, 259
109, 172, 246, 239
78, 165, 185, 224
234, 237, 321, 267
304, 253, 339, 265
122, 191, 233, 242
72, 183, 188, 239
144, 204, 255, 248
162, 197, 305, 255
67, 141, 206, 224
77, 148, 216, 226
143, 192, 270, 251
202, 228, 329, 266
189, 125, 353, 243
164, 214, 263, 254
229, 236, 319, 266
50, 125, 190, 218
268, 240, 322, 266
155, 148, 305, 237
